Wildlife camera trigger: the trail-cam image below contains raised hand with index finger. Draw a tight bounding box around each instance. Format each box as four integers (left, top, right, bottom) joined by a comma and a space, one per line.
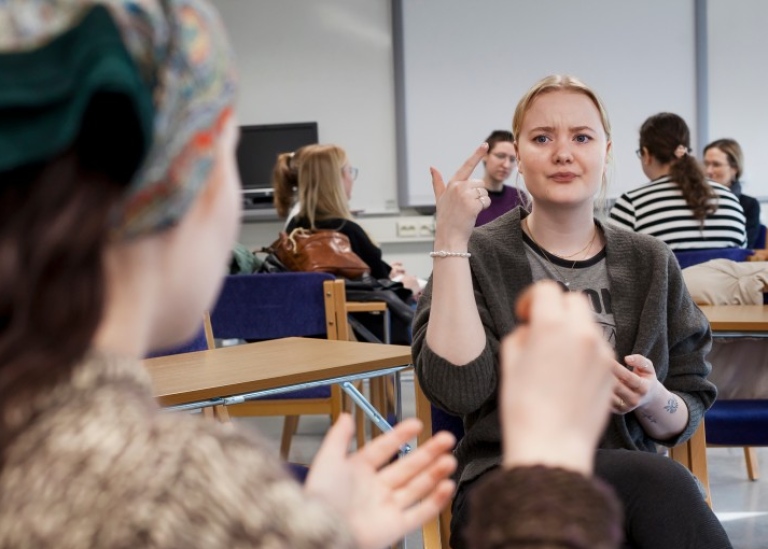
430, 143, 491, 251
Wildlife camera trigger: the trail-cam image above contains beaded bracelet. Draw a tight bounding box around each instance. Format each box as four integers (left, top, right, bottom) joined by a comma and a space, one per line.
430, 250, 472, 258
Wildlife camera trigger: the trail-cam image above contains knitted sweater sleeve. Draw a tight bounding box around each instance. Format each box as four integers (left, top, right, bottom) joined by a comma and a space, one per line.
660, 250, 717, 445
412, 264, 504, 415
412, 212, 529, 415
155, 416, 357, 549
464, 466, 623, 549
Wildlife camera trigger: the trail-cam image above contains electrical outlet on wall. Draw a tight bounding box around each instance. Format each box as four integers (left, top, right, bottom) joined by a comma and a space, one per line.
396, 220, 418, 237
418, 222, 435, 237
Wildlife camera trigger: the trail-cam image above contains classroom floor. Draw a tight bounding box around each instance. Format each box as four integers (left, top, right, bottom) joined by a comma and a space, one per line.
236, 372, 768, 549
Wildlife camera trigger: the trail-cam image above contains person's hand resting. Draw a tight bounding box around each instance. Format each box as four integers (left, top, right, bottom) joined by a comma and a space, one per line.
610, 354, 662, 415
499, 281, 616, 476
305, 414, 457, 549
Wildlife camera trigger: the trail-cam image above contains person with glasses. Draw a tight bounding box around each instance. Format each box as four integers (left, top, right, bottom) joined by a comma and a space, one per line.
476, 130, 528, 226
703, 138, 762, 248
276, 145, 420, 281
610, 113, 746, 250
276, 144, 422, 343
276, 144, 394, 279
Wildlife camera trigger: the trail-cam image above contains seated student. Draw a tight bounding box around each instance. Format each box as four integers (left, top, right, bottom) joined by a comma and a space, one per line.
610, 113, 746, 250
0, 2, 458, 547
475, 130, 528, 226
414, 74, 731, 549
703, 138, 762, 248
274, 144, 424, 344
274, 144, 421, 292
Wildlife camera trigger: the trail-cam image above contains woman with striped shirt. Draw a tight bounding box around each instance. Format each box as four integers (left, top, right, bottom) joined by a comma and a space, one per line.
610, 113, 746, 250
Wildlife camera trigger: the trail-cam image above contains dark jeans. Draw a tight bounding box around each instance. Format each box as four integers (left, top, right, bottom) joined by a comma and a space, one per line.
450, 449, 732, 549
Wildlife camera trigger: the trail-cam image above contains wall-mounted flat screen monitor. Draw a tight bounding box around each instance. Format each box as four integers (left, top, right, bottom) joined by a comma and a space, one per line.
236, 122, 319, 209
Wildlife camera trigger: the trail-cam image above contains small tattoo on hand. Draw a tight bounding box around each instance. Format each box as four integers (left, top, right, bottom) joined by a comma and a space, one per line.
664, 399, 679, 414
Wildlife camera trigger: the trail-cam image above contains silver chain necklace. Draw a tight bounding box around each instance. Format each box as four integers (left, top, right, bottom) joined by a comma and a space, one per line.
524, 218, 597, 288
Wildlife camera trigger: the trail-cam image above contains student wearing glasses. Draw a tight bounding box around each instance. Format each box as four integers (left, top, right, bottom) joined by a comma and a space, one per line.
475, 130, 528, 226
609, 113, 746, 250
703, 138, 762, 248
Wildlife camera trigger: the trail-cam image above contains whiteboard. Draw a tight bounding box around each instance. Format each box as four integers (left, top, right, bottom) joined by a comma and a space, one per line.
707, 0, 768, 199
395, 0, 698, 207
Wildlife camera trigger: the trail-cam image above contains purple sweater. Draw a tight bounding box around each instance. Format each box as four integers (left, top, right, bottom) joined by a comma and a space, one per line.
475, 185, 527, 227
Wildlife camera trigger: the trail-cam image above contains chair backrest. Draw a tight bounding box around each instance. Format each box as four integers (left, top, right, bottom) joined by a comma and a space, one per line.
673, 247, 754, 269
209, 272, 336, 341
145, 325, 209, 358
755, 224, 767, 250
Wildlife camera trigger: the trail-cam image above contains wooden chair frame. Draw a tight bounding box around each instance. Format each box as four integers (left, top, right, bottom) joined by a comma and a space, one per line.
202, 278, 351, 459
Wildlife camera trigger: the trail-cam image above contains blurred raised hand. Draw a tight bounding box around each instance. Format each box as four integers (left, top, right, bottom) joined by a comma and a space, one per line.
499, 281, 616, 476
305, 414, 457, 549
430, 143, 490, 250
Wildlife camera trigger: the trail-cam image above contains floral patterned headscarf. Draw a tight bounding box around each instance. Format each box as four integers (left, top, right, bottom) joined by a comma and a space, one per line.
0, 0, 238, 238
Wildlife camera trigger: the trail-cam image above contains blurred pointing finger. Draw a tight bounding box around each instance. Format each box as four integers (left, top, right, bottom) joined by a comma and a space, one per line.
451, 143, 490, 183
430, 166, 446, 201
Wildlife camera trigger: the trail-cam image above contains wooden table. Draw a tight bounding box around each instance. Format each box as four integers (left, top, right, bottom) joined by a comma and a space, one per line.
143, 337, 413, 437
699, 305, 768, 337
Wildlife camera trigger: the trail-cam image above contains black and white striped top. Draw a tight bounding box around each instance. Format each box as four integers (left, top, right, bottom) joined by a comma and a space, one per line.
609, 176, 747, 250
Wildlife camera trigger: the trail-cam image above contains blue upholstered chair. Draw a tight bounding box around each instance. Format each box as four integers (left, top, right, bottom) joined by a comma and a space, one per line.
206, 272, 348, 459
705, 400, 768, 480
145, 325, 209, 358
754, 224, 767, 250
673, 247, 754, 269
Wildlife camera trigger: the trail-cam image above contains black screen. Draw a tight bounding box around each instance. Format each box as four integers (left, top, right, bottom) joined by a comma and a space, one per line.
236, 122, 319, 191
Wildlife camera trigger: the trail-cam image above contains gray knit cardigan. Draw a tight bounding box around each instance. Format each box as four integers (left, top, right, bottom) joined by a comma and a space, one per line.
413, 207, 716, 486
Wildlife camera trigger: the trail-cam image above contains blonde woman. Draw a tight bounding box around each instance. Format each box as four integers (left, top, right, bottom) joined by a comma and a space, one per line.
414, 75, 731, 549
275, 144, 421, 291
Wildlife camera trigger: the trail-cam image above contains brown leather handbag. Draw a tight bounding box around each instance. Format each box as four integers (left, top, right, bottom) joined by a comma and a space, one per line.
267, 228, 370, 280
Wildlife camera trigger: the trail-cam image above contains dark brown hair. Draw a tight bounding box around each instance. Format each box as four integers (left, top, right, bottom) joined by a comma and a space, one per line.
485, 130, 514, 153
639, 112, 715, 221
0, 93, 140, 463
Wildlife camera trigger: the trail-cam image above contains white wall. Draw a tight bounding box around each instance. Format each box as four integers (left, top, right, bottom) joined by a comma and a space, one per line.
213, 0, 400, 214
707, 0, 768, 199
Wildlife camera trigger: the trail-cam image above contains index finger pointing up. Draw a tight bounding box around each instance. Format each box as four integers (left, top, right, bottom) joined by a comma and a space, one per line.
450, 143, 490, 184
